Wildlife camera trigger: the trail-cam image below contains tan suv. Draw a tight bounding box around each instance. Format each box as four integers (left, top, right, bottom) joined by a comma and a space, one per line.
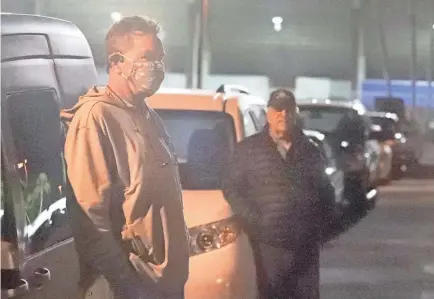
147, 86, 267, 299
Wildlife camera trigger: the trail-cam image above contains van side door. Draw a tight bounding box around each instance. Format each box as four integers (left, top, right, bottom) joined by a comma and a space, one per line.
1, 88, 81, 299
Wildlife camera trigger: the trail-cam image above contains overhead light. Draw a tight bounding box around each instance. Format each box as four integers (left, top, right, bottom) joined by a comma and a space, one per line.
272, 16, 283, 25
272, 16, 283, 32
111, 12, 122, 22
432, 24, 434, 29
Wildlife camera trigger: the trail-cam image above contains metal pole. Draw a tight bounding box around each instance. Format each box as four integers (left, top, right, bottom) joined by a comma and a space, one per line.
187, 0, 198, 89
34, 0, 46, 15
196, 0, 209, 89
409, 0, 417, 119
377, 1, 392, 97
352, 0, 367, 100
356, 2, 366, 100
429, 27, 433, 109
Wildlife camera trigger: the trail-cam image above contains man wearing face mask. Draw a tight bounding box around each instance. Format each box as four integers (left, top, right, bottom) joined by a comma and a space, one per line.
222, 89, 338, 299
61, 16, 189, 299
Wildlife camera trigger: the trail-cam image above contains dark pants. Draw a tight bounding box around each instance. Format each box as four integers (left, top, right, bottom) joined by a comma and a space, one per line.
75, 230, 185, 299
67, 197, 158, 299
252, 242, 320, 299
75, 231, 159, 299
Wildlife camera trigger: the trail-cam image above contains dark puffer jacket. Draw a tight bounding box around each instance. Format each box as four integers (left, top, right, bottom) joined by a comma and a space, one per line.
222, 128, 336, 250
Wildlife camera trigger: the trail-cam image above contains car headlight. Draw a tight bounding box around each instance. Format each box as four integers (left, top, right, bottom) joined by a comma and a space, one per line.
188, 217, 242, 256
325, 167, 336, 176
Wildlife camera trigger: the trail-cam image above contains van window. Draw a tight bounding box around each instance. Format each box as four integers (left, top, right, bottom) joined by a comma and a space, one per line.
156, 110, 236, 190
243, 110, 257, 137
5, 89, 71, 255
256, 108, 267, 128
246, 106, 267, 133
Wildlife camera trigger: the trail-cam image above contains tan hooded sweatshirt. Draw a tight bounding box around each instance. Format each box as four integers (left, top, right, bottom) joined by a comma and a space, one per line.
61, 86, 189, 292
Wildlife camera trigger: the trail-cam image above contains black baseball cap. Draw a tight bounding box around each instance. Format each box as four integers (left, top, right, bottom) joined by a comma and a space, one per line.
268, 88, 297, 112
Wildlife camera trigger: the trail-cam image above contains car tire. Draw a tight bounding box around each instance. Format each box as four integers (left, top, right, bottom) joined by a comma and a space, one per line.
391, 164, 406, 180
344, 171, 370, 219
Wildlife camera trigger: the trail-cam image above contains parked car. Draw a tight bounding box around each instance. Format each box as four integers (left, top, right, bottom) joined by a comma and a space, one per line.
1, 13, 101, 299
397, 119, 425, 165
368, 112, 410, 179
303, 130, 345, 205
147, 85, 267, 299
298, 99, 376, 209
366, 112, 395, 183
366, 130, 382, 186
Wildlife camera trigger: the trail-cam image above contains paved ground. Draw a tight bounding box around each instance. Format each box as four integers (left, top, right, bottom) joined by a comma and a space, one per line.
320, 176, 434, 299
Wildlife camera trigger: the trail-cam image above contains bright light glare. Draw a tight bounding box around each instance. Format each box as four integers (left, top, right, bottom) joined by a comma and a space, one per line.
272, 16, 283, 32
274, 23, 282, 32
111, 12, 122, 22
432, 24, 434, 30
325, 167, 336, 176
366, 189, 377, 200
371, 124, 382, 132
272, 16, 283, 25
341, 141, 349, 148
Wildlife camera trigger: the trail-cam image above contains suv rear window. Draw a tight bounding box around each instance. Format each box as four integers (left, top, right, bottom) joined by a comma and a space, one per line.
156, 110, 236, 190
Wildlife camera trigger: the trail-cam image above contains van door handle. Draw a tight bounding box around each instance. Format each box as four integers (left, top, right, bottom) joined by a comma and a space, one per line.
1, 279, 29, 298
30, 268, 51, 289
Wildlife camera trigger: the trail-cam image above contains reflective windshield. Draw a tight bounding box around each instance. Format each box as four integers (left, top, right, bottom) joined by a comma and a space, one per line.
156, 110, 236, 190
299, 106, 360, 133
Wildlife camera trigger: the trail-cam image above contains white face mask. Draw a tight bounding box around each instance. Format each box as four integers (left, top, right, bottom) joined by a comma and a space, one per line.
110, 53, 165, 97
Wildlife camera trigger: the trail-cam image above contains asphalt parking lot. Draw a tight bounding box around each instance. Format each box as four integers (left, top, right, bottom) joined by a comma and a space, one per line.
320, 165, 434, 299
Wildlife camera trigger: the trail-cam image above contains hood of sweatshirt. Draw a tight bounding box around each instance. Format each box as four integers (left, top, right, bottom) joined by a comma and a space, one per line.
60, 85, 135, 128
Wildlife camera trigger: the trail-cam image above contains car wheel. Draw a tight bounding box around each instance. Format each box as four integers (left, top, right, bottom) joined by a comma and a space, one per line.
391, 164, 406, 180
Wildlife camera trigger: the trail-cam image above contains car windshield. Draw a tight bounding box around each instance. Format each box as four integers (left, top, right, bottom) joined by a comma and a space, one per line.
299, 106, 362, 133
156, 110, 236, 190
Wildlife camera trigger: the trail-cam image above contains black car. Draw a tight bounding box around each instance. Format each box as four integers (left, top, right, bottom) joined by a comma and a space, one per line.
303, 130, 345, 206
367, 111, 410, 178
298, 100, 374, 210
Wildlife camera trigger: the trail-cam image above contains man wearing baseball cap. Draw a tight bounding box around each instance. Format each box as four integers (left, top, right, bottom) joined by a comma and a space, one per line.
222, 89, 337, 299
